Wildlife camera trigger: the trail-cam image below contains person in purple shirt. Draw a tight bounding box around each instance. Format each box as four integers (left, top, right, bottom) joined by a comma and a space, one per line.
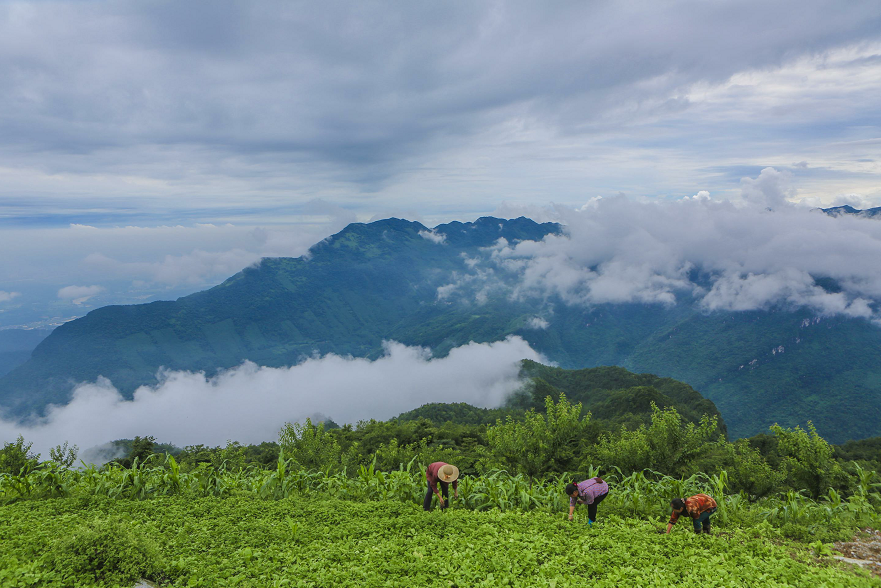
565, 476, 609, 525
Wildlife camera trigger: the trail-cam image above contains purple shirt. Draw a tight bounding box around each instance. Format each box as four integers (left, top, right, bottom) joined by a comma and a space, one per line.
570, 478, 608, 507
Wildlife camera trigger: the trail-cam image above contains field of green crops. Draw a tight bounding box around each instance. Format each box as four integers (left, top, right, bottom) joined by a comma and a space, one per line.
2, 495, 880, 588
3, 401, 881, 587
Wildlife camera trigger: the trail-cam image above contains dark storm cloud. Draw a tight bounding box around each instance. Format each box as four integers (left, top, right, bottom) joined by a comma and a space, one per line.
2, 0, 880, 185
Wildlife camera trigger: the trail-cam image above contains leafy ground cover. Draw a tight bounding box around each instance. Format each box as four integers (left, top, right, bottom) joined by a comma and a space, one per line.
2, 397, 879, 585
2, 496, 880, 588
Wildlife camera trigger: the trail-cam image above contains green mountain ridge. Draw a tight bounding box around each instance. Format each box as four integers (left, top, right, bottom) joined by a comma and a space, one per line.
1, 216, 879, 443
398, 361, 727, 437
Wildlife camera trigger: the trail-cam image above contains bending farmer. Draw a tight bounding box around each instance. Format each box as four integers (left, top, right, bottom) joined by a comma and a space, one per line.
424, 462, 459, 511
667, 494, 717, 534
565, 476, 608, 525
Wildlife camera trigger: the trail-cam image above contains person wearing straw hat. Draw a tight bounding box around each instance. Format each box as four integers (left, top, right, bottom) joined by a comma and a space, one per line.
424, 462, 459, 511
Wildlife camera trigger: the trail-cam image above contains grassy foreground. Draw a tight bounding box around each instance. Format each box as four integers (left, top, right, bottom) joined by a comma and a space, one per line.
1, 497, 879, 588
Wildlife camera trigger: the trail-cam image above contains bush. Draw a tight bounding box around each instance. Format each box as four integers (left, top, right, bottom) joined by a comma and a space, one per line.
592, 404, 719, 476
481, 394, 588, 479
47, 517, 164, 586
721, 439, 785, 500
279, 418, 342, 470
771, 422, 848, 499
48, 441, 78, 470
0, 436, 40, 476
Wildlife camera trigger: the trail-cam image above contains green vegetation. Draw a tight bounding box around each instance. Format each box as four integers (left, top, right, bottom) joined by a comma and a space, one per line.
54, 395, 877, 503
1, 396, 880, 586
0, 435, 40, 476
481, 395, 588, 481
2, 496, 880, 587
835, 437, 881, 472
515, 361, 725, 435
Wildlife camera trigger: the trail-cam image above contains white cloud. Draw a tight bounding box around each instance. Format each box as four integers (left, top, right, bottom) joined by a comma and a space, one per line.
83, 249, 262, 286
0, 337, 542, 458
700, 269, 874, 318
829, 193, 875, 209
682, 190, 711, 202
0, 291, 20, 303
57, 285, 104, 305
526, 316, 549, 330
418, 229, 446, 244
444, 169, 881, 321
739, 167, 796, 209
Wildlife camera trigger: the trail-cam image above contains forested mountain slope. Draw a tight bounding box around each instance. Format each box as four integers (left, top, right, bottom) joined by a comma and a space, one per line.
0, 217, 560, 413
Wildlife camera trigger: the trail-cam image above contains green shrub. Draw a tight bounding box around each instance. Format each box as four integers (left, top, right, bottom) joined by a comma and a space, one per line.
0, 436, 40, 476
482, 394, 588, 479
279, 418, 342, 470
721, 439, 785, 500
771, 422, 848, 499
592, 403, 720, 476
46, 517, 164, 586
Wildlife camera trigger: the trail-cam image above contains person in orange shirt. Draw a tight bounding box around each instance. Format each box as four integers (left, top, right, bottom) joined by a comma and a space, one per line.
666, 494, 717, 534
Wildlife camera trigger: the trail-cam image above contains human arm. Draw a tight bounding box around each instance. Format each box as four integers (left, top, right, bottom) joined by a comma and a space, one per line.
666, 509, 681, 533
427, 470, 443, 505
453, 479, 459, 499
568, 505, 576, 521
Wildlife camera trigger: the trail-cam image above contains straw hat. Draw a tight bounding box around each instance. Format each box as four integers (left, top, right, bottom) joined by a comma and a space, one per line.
439, 464, 459, 483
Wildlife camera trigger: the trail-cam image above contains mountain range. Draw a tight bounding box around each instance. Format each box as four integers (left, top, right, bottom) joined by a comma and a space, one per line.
820, 205, 881, 219
1, 215, 880, 443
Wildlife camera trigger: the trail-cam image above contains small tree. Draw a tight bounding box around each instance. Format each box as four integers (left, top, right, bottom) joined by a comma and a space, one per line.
482, 394, 588, 481
278, 418, 342, 471
214, 441, 247, 472
771, 422, 845, 499
49, 441, 79, 469
593, 404, 719, 476
721, 438, 784, 500
0, 435, 40, 475
113, 436, 156, 469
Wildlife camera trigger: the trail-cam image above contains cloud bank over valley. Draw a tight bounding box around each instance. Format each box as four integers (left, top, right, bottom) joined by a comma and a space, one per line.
0, 338, 541, 459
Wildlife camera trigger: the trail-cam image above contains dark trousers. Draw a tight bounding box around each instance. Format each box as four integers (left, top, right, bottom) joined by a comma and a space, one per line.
423, 481, 449, 511
586, 492, 608, 522
692, 507, 717, 533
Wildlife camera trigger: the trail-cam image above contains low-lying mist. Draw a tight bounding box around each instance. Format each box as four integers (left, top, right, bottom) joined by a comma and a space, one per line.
0, 337, 542, 460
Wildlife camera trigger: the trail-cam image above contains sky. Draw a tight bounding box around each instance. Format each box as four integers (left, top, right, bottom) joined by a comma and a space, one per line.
2, 0, 881, 329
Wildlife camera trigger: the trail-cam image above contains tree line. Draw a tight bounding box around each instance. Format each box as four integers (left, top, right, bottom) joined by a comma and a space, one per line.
3, 395, 878, 503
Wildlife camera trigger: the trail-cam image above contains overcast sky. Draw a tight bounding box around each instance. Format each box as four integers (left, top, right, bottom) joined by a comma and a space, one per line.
2, 0, 881, 327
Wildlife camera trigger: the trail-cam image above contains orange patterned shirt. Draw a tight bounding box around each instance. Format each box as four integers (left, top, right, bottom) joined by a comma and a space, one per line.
669, 494, 717, 524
